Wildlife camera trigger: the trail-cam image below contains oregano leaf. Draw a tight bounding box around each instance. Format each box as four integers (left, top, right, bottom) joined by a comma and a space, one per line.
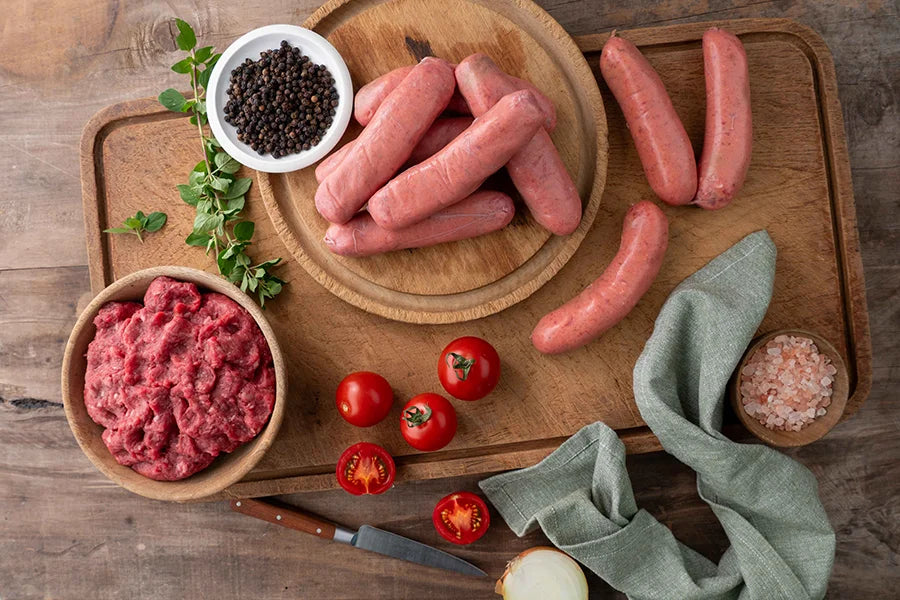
174, 18, 196, 51
185, 231, 211, 247
225, 177, 252, 199
144, 212, 167, 232
194, 46, 213, 63
159, 88, 187, 112
171, 58, 193, 74
234, 221, 255, 241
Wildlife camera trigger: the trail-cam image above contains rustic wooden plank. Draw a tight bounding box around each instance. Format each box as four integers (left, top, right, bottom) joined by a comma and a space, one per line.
0, 0, 897, 598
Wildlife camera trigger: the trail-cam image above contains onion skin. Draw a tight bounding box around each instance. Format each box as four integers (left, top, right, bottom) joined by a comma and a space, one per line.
495, 546, 588, 600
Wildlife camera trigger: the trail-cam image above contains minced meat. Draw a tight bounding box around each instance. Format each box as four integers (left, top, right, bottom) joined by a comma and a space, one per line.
84, 276, 276, 481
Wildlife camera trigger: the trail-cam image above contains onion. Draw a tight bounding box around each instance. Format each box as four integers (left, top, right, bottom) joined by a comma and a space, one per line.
495, 546, 588, 600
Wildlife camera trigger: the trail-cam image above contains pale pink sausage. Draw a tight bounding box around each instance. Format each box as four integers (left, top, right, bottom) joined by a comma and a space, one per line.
531, 201, 668, 354
323, 190, 514, 257
353, 66, 413, 126
600, 35, 697, 206
456, 53, 580, 235
315, 117, 473, 184
445, 91, 471, 116
354, 64, 556, 131
694, 28, 752, 210
316, 58, 455, 224
406, 117, 473, 164
314, 141, 351, 184
368, 89, 545, 231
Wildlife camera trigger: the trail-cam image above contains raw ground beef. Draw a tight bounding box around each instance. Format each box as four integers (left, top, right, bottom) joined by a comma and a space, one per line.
84, 276, 276, 481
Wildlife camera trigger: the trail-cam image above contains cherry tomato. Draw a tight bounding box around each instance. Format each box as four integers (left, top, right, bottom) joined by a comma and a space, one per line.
438, 336, 501, 401
336, 372, 394, 427
432, 491, 490, 545
399, 393, 457, 451
335, 442, 395, 495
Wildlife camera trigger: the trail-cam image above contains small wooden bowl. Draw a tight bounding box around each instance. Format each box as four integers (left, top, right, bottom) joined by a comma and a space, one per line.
730, 329, 848, 447
61, 266, 286, 502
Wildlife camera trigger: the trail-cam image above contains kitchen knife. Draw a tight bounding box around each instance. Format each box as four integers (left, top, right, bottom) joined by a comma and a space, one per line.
230, 498, 487, 577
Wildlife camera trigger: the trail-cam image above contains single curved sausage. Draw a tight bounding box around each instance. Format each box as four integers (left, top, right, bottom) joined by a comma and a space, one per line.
406, 117, 473, 164
324, 190, 514, 257
445, 91, 471, 116
353, 66, 413, 126
694, 28, 752, 210
368, 89, 545, 231
456, 53, 580, 235
316, 57, 455, 224
354, 64, 556, 131
315, 117, 473, 183
600, 35, 697, 206
531, 201, 668, 354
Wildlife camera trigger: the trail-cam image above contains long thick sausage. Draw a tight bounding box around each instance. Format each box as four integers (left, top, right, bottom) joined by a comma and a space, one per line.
456, 53, 581, 235
324, 190, 514, 257
600, 35, 697, 206
315, 117, 473, 183
368, 89, 545, 231
531, 201, 668, 354
316, 57, 455, 224
694, 28, 752, 210
354, 64, 556, 131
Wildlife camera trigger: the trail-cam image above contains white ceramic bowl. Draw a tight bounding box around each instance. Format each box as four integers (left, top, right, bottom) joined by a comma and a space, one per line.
207, 24, 353, 173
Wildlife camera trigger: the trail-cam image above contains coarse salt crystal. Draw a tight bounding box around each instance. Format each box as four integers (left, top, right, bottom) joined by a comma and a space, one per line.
739, 334, 836, 432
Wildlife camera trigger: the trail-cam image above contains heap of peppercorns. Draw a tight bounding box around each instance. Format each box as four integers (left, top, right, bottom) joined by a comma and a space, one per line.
224, 40, 338, 158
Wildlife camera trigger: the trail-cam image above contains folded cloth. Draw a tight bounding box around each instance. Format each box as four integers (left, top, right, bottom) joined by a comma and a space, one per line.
480, 231, 835, 600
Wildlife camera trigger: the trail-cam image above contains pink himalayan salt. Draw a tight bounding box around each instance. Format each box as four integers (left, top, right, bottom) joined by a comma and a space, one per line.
740, 335, 836, 432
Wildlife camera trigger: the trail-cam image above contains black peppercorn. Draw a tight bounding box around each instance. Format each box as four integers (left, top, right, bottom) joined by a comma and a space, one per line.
223, 40, 338, 158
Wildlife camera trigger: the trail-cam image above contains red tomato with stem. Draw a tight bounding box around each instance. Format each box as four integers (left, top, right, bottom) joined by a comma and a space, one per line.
399, 393, 457, 451
335, 442, 395, 495
432, 491, 491, 545
336, 372, 394, 427
438, 336, 501, 401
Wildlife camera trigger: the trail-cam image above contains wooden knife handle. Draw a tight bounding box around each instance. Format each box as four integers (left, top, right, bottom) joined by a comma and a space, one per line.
230, 498, 337, 541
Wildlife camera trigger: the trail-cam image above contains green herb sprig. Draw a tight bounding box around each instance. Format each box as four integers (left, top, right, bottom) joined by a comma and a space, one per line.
159, 18, 284, 306
104, 210, 167, 242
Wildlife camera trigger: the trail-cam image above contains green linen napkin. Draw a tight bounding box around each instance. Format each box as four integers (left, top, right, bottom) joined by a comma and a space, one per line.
480, 231, 835, 600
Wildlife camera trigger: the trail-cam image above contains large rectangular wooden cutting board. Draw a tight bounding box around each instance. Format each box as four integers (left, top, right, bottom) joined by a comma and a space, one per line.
80, 18, 871, 500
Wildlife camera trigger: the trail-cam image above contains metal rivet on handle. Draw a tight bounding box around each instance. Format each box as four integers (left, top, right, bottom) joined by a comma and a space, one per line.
276, 515, 282, 521
235, 501, 242, 507
316, 528, 322, 534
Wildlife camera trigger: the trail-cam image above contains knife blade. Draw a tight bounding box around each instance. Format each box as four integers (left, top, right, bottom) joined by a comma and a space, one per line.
352, 524, 486, 577
230, 499, 487, 577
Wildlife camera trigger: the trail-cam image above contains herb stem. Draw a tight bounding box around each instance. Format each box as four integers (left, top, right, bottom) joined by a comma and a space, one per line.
189, 50, 213, 178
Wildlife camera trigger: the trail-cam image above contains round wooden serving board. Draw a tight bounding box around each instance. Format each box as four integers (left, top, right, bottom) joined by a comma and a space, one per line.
257, 0, 607, 324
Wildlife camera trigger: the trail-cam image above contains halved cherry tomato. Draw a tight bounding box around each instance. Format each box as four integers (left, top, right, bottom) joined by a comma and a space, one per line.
438, 336, 501, 401
335, 442, 395, 495
399, 393, 457, 452
432, 491, 490, 545
336, 371, 394, 427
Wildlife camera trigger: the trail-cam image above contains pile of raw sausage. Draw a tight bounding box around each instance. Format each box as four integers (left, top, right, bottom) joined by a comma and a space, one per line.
532, 28, 752, 354
315, 54, 583, 258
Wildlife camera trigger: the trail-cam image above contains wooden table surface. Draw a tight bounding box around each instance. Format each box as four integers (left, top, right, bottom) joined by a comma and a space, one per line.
1, 0, 896, 598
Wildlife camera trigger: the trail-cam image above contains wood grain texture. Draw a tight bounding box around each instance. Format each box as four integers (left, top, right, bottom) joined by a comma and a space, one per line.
1, 0, 897, 598
261, 0, 608, 323
78, 17, 872, 500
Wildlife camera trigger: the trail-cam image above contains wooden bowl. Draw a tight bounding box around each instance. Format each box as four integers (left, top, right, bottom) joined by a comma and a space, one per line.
61, 266, 287, 502
729, 329, 848, 447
